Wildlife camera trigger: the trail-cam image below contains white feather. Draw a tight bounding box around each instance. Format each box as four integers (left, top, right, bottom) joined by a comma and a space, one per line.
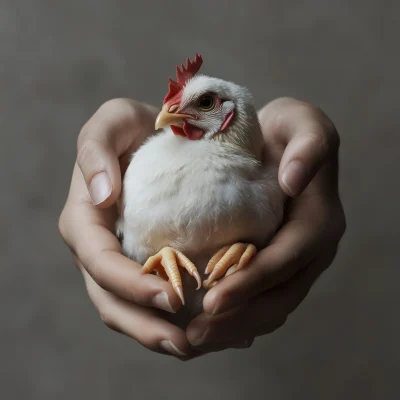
117, 77, 286, 327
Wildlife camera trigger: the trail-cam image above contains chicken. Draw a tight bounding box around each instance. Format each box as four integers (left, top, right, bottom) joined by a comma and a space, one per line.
117, 54, 285, 327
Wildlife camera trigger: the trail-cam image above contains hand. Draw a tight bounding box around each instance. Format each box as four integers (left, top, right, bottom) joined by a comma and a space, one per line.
58, 99, 193, 358
185, 97, 346, 357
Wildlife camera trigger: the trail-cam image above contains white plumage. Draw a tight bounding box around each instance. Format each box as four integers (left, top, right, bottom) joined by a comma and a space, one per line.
117, 73, 285, 327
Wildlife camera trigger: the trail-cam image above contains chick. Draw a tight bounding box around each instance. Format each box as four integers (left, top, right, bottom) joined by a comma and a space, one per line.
117, 54, 285, 326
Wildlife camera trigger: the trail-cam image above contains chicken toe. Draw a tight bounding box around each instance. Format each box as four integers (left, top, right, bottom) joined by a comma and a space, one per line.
141, 247, 201, 305
203, 243, 257, 289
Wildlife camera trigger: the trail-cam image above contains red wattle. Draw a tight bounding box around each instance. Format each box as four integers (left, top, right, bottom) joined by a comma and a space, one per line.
183, 121, 204, 140
170, 122, 204, 140
171, 125, 186, 137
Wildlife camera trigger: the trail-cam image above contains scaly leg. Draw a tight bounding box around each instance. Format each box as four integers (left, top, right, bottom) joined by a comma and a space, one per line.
203, 243, 257, 289
141, 247, 201, 305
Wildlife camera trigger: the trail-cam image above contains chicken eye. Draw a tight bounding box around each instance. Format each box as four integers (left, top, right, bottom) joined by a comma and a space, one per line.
198, 95, 215, 111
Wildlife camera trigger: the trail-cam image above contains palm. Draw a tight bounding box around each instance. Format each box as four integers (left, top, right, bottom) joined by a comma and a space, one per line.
60, 97, 345, 359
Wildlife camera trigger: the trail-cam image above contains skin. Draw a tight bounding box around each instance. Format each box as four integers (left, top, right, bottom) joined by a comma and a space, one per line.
58, 97, 346, 360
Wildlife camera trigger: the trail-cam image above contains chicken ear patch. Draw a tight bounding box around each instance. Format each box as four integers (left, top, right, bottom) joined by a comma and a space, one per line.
220, 110, 235, 132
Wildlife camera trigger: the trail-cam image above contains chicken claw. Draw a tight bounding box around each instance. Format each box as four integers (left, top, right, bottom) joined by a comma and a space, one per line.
141, 247, 201, 305
203, 243, 257, 289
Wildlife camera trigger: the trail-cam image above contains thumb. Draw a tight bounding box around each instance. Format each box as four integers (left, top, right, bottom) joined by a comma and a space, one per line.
278, 121, 340, 197
259, 97, 340, 197
76, 99, 159, 208
77, 136, 122, 208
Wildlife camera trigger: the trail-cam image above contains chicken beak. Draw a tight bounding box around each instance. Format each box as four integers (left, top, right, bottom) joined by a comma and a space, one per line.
155, 105, 193, 130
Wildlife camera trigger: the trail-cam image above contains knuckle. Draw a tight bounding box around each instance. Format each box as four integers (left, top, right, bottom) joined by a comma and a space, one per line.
259, 98, 293, 137
99, 308, 117, 330
258, 248, 291, 279
71, 254, 81, 270
323, 119, 340, 152
87, 98, 136, 126
305, 129, 331, 156
283, 245, 302, 265
215, 288, 235, 310
76, 137, 102, 170
85, 250, 106, 289
263, 97, 340, 155
265, 97, 298, 111
317, 199, 347, 240
76, 98, 132, 152
294, 101, 340, 155
99, 98, 143, 127
334, 207, 347, 239
57, 210, 67, 240
77, 121, 89, 142
99, 309, 111, 326
99, 98, 133, 113
99, 98, 126, 111
311, 108, 340, 152
57, 208, 80, 261
57, 209, 76, 254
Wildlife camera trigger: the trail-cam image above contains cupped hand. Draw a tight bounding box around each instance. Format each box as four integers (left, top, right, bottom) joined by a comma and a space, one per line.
58, 99, 192, 358
185, 97, 346, 356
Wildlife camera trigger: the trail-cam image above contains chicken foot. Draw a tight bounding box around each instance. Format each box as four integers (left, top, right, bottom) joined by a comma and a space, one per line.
141, 247, 201, 305
203, 243, 257, 289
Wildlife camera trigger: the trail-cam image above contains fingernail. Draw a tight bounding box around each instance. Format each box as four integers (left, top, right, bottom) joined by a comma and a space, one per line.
152, 292, 175, 313
160, 340, 187, 356
89, 172, 112, 205
282, 160, 308, 196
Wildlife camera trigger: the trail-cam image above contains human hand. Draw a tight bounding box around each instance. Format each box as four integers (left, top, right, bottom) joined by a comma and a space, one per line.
58, 99, 193, 358
185, 97, 346, 356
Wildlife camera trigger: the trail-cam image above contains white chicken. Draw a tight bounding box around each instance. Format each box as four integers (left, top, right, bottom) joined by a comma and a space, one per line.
117, 54, 285, 327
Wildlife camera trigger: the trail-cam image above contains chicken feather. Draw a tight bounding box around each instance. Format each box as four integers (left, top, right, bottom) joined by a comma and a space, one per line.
117, 60, 286, 327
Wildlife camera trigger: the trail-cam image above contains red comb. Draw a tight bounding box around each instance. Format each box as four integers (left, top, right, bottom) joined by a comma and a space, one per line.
163, 53, 203, 104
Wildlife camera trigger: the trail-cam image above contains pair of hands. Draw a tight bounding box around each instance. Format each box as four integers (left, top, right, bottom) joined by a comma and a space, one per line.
59, 97, 346, 360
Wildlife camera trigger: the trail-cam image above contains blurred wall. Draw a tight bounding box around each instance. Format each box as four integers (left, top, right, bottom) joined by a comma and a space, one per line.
1, 1, 399, 399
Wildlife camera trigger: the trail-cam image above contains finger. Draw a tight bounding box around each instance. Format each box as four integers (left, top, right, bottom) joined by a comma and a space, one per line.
61, 180, 183, 313
77, 99, 158, 208
80, 266, 191, 357
203, 191, 340, 316
187, 304, 286, 347
203, 218, 319, 315
80, 219, 182, 313
188, 255, 331, 346
259, 97, 340, 196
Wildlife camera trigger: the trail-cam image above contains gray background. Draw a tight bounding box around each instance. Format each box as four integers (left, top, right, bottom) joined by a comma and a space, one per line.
1, 0, 399, 399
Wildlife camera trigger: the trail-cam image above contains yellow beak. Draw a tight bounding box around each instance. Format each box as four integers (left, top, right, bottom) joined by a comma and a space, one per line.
155, 104, 193, 130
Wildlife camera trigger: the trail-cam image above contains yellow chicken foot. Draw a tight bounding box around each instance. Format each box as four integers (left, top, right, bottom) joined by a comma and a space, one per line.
203, 243, 257, 289
141, 247, 201, 305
